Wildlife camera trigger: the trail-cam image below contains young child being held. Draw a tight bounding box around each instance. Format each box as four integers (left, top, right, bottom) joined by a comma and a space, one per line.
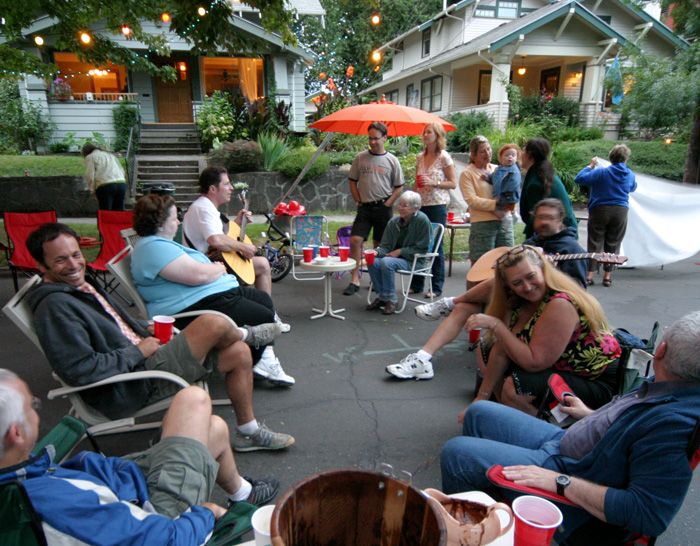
490, 143, 522, 229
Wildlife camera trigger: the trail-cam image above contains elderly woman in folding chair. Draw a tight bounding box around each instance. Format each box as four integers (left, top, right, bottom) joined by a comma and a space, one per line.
366, 191, 432, 315
464, 244, 621, 417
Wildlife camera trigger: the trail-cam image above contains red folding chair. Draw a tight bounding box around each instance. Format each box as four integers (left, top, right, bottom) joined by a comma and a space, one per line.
487, 418, 700, 545
87, 210, 134, 291
3, 211, 57, 292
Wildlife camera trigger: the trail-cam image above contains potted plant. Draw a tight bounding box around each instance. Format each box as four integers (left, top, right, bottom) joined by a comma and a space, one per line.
52, 77, 73, 101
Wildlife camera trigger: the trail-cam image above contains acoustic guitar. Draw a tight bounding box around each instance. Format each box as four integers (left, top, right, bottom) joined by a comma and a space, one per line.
466, 246, 628, 285
216, 191, 256, 286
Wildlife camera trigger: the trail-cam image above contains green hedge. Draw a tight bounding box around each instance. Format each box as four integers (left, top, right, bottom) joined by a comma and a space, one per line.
277, 146, 331, 181
553, 140, 687, 197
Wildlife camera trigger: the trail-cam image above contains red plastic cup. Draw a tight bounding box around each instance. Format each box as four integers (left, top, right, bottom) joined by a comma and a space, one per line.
447, 211, 455, 223
468, 328, 481, 344
338, 246, 350, 261
303, 247, 313, 263
513, 496, 562, 546
153, 315, 175, 344
415, 174, 424, 189
319, 245, 330, 258
364, 249, 376, 266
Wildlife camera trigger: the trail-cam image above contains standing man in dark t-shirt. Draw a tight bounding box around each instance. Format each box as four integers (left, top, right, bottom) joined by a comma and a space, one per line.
343, 122, 404, 296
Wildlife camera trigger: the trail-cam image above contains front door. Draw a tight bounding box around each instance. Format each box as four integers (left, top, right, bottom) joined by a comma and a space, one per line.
155, 61, 193, 122
540, 67, 561, 96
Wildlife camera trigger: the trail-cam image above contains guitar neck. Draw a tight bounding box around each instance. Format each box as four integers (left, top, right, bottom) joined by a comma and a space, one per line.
238, 193, 250, 242
550, 252, 626, 265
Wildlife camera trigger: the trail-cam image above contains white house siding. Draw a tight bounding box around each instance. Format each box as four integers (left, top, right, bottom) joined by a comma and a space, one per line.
451, 65, 480, 110
289, 61, 306, 132
462, 17, 506, 44
47, 102, 118, 143
130, 71, 156, 122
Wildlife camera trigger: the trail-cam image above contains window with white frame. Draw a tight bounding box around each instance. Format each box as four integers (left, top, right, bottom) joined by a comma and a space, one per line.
406, 83, 419, 107
422, 29, 431, 58
420, 76, 442, 112
497, 1, 520, 19
385, 89, 399, 103
475, 7, 496, 18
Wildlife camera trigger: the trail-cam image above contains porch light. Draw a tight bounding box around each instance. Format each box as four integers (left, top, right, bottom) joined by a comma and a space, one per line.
371, 50, 382, 63
121, 25, 132, 37
516, 56, 527, 76
574, 71, 583, 79
197, 6, 207, 17
370, 13, 381, 26
79, 31, 92, 45
161, 12, 171, 23
665, 137, 672, 145
177, 61, 188, 80
34, 35, 44, 46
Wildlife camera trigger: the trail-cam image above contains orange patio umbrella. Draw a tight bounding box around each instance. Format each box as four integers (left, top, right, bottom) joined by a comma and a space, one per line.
309, 98, 456, 137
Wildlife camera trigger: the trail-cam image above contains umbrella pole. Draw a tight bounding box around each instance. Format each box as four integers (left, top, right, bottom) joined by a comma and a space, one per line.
278, 132, 334, 205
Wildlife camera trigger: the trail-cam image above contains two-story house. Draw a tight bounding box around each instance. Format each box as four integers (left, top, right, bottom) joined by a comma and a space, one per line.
362, 0, 686, 135
5, 1, 322, 144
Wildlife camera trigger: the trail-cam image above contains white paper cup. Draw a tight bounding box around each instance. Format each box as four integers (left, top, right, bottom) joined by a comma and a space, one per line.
252, 504, 275, 546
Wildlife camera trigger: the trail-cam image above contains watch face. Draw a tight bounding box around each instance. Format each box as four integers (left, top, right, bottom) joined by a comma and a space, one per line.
556, 475, 571, 495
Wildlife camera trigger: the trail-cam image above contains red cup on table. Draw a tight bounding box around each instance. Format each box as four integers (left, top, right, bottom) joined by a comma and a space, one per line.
512, 496, 562, 546
319, 245, 330, 258
364, 249, 377, 266
468, 328, 481, 344
338, 246, 350, 262
302, 247, 313, 263
153, 315, 175, 344
447, 211, 455, 223
415, 174, 426, 189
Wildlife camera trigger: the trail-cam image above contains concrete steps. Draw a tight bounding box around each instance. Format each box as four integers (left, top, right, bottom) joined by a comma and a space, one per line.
138, 122, 201, 155
135, 154, 204, 210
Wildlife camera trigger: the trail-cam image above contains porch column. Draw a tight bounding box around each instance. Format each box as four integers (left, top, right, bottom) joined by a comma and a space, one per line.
487, 62, 511, 131
579, 61, 604, 128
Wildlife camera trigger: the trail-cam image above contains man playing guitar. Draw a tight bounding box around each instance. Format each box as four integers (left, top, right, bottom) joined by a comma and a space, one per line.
183, 166, 289, 332
183, 166, 272, 294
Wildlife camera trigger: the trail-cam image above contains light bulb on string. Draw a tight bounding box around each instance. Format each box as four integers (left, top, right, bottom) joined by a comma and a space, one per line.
79, 31, 92, 45
34, 36, 44, 46
121, 25, 132, 37
197, 6, 207, 17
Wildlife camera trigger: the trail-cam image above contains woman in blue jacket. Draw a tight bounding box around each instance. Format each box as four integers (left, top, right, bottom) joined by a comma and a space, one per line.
575, 144, 637, 287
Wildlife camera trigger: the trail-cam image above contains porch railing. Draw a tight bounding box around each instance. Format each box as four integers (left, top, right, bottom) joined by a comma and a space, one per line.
125, 124, 140, 200
49, 92, 139, 103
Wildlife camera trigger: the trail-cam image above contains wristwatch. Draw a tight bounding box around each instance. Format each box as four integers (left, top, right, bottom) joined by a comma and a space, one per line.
556, 474, 571, 496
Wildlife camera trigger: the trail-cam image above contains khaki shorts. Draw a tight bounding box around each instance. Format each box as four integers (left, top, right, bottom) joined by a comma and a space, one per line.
124, 436, 219, 518
143, 333, 218, 404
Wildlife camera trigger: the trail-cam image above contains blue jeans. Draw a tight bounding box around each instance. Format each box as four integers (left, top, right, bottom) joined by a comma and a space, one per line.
411, 204, 445, 294
441, 401, 589, 540
368, 256, 410, 303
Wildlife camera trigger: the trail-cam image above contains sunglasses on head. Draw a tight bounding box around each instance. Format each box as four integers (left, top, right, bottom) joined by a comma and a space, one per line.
494, 244, 539, 269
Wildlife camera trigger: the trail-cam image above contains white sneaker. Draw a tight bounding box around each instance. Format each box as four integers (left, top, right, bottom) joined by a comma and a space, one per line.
253, 357, 295, 386
274, 313, 291, 333
415, 298, 452, 321
386, 353, 434, 380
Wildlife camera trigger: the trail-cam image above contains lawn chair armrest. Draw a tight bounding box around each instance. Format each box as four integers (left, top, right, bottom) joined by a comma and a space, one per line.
47, 370, 190, 399
486, 464, 577, 506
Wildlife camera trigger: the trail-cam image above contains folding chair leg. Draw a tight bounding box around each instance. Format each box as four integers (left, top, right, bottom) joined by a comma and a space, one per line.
11, 267, 19, 293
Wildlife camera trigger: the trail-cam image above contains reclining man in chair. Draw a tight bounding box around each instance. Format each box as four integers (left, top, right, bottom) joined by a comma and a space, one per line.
387, 198, 586, 380
0, 369, 276, 543
25, 223, 294, 453
441, 310, 700, 544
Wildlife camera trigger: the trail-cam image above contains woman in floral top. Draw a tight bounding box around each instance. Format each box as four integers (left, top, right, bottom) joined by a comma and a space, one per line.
411, 122, 457, 297
465, 244, 620, 416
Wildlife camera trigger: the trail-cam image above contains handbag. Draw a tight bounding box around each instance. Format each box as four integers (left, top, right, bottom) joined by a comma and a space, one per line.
424, 488, 513, 546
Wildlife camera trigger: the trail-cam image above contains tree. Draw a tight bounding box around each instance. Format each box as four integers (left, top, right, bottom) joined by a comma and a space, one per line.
661, 0, 700, 184
294, 0, 444, 99
0, 0, 296, 81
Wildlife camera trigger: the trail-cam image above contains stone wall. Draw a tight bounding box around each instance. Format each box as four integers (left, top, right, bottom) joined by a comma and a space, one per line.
1, 167, 356, 217
0, 176, 97, 216
215, 167, 356, 215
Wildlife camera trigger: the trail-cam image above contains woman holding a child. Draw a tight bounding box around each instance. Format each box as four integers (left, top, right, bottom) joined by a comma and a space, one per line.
411, 122, 457, 298
465, 244, 620, 418
460, 135, 515, 264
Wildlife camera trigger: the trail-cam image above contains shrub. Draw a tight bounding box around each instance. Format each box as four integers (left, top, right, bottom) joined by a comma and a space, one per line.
328, 151, 356, 165
446, 111, 494, 152
484, 122, 543, 156
112, 102, 140, 151
208, 140, 263, 173
0, 80, 53, 152
398, 152, 419, 187
327, 132, 368, 152
257, 132, 289, 171
549, 126, 604, 143
197, 92, 237, 150
48, 141, 70, 153
277, 146, 330, 181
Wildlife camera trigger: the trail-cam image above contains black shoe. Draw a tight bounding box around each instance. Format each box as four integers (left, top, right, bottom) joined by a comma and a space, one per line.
343, 283, 360, 295
382, 301, 397, 315
229, 477, 280, 507
366, 298, 385, 311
